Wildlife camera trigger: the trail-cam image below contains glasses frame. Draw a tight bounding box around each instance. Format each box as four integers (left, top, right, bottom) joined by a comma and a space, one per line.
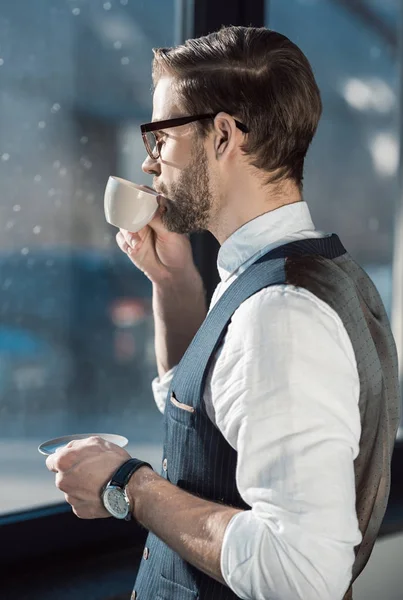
140, 113, 249, 160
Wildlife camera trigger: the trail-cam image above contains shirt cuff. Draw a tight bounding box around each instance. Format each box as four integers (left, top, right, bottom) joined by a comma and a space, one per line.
151, 367, 177, 414
220, 511, 249, 598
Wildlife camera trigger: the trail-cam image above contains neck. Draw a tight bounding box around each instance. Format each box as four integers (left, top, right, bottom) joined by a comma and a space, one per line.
209, 178, 303, 244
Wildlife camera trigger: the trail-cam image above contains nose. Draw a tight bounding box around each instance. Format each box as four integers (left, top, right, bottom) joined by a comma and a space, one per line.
142, 153, 161, 176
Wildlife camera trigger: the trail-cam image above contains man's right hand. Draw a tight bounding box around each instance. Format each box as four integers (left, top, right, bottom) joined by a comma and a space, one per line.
116, 195, 196, 284
116, 191, 207, 377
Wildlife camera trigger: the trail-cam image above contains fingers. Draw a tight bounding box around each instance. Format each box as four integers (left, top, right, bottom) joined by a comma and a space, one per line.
115, 195, 168, 256
46, 438, 88, 473
117, 229, 144, 255
56, 471, 69, 492
46, 454, 57, 473
120, 229, 142, 250
116, 230, 129, 253
46, 448, 76, 473
116, 231, 134, 257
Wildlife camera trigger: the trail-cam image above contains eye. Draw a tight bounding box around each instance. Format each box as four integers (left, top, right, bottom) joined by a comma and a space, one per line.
155, 131, 167, 145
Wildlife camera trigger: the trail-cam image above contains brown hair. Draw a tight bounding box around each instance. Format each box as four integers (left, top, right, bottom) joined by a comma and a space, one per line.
152, 26, 322, 189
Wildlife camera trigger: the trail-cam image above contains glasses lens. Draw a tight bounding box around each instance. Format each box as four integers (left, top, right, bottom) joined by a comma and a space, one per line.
144, 131, 159, 159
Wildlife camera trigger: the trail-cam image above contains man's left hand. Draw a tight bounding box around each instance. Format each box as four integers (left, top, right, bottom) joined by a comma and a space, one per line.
46, 436, 132, 519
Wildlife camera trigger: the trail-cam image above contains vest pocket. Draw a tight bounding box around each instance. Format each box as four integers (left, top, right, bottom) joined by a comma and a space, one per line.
156, 574, 199, 600
168, 392, 196, 427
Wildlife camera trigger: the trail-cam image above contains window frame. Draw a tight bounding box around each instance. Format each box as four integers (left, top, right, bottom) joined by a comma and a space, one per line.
0, 0, 266, 574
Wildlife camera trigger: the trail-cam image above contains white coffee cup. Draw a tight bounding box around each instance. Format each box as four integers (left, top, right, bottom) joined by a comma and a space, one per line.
104, 176, 159, 232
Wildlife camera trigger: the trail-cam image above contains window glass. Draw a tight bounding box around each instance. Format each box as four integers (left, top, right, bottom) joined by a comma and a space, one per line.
0, 0, 176, 514
266, 0, 399, 315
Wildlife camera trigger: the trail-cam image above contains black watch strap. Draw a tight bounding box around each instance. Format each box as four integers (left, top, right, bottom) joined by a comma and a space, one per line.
110, 458, 153, 489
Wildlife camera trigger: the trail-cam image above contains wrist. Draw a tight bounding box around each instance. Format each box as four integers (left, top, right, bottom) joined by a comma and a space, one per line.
125, 465, 157, 523
153, 265, 203, 290
153, 271, 206, 320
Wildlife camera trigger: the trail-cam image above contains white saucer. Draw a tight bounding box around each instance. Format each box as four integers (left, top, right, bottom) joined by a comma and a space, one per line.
38, 433, 129, 456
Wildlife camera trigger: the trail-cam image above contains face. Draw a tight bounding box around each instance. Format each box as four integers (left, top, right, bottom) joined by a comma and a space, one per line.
142, 77, 215, 234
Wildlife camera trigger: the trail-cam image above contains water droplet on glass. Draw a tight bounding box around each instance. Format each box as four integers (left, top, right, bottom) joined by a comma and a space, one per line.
75, 189, 83, 198
33, 226, 42, 235
80, 156, 92, 170
46, 259, 54, 267
120, 0, 128, 5
80, 136, 88, 145
51, 103, 61, 113
1, 153, 10, 161
6, 220, 14, 230
48, 188, 56, 197
53, 160, 61, 169
59, 167, 67, 176
54, 198, 62, 208
113, 41, 122, 50
21, 248, 29, 256
121, 57, 129, 65
3, 279, 12, 290
0, 58, 4, 66
86, 193, 95, 204
38, 121, 46, 129
72, 7, 81, 16
104, 2, 112, 10
34, 174, 42, 183
13, 205, 21, 212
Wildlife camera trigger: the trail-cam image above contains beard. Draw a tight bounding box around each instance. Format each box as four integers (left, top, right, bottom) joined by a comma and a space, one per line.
156, 143, 213, 235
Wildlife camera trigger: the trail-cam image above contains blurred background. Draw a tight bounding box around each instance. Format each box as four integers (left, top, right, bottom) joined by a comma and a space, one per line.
0, 0, 403, 599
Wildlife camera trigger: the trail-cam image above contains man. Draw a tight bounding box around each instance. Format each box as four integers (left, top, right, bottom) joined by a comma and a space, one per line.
47, 26, 400, 599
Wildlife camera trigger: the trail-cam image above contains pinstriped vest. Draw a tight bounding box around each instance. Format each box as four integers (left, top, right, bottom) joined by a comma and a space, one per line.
133, 235, 400, 600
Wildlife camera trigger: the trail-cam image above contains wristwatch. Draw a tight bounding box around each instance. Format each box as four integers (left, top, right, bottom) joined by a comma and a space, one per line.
102, 458, 153, 520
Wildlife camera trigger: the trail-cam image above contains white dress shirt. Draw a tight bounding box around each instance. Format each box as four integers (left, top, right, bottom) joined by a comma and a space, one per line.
152, 201, 363, 600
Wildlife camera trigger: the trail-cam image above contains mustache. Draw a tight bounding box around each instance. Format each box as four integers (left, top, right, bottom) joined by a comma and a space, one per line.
153, 180, 170, 198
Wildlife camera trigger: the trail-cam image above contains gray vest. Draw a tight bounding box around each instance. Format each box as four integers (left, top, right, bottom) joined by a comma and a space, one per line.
133, 235, 400, 600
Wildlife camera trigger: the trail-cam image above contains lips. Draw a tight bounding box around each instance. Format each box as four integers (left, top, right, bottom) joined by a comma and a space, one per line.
157, 195, 168, 211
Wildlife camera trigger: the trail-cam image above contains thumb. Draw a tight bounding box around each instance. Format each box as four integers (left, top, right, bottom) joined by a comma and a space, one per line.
147, 195, 171, 236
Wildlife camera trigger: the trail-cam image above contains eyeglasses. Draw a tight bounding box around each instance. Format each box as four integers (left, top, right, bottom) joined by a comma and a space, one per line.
140, 113, 249, 160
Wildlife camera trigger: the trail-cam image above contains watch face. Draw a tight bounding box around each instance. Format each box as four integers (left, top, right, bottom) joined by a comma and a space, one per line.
103, 486, 129, 519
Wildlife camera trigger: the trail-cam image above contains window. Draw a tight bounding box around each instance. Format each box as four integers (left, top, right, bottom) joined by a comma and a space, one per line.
0, 0, 177, 514
266, 0, 399, 317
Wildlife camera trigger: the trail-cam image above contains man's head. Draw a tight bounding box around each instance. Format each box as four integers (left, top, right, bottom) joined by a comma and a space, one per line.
141, 26, 322, 237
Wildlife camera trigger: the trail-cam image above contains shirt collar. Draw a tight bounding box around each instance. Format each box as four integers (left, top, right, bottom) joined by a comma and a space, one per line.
217, 201, 316, 282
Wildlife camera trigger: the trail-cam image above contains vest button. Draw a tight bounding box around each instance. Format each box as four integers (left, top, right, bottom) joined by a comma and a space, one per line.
143, 547, 150, 560
131, 591, 137, 600
162, 458, 168, 472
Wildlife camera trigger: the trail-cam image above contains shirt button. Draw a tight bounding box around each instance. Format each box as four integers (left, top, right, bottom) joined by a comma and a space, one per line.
162, 458, 168, 472
143, 547, 150, 560
131, 591, 137, 600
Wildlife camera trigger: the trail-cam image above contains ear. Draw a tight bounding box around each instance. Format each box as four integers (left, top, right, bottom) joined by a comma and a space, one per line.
212, 112, 239, 160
